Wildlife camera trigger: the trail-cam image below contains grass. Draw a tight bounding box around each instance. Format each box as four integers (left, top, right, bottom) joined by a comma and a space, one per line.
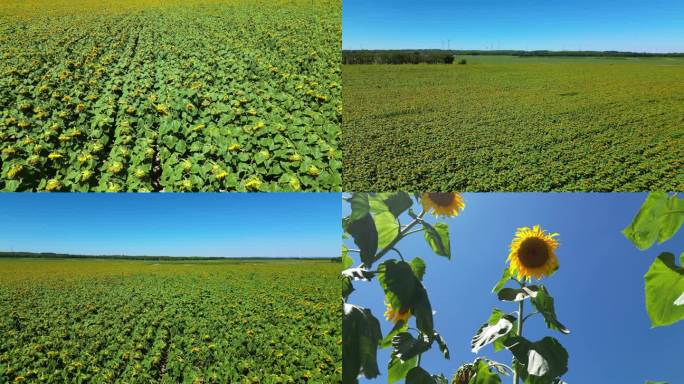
342, 55, 684, 191
0, 258, 341, 383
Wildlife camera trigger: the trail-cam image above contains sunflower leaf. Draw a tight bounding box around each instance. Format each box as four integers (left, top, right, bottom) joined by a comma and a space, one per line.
644, 252, 684, 327
530, 286, 570, 334
471, 309, 516, 353
391, 332, 431, 361
405, 366, 438, 384
375, 211, 400, 250
622, 192, 684, 251
470, 359, 503, 384
388, 355, 417, 383
382, 192, 413, 218
346, 213, 378, 267
410, 257, 426, 281
497, 286, 539, 302
349, 193, 370, 222
342, 275, 353, 301
380, 320, 408, 349
423, 221, 451, 259
343, 304, 382, 383
492, 267, 513, 293
433, 331, 450, 359
504, 336, 568, 380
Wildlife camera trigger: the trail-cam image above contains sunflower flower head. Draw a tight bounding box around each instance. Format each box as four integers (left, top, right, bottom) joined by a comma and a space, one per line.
420, 193, 465, 217
507, 225, 559, 281
384, 303, 411, 324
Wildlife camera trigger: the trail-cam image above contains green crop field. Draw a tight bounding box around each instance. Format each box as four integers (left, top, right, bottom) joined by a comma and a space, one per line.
0, 0, 341, 192
0, 258, 341, 383
342, 56, 684, 191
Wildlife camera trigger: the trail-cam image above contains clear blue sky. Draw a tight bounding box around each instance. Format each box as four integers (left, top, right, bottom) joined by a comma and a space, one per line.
345, 193, 684, 383
0, 193, 340, 258
343, 0, 684, 52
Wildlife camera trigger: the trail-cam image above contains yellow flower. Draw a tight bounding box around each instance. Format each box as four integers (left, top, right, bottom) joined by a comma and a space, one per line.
254, 121, 265, 130
245, 177, 262, 191
384, 303, 411, 324
215, 171, 228, 180
307, 165, 320, 177
507, 225, 560, 281
45, 179, 61, 191
48, 152, 62, 160
80, 170, 93, 182
289, 153, 302, 162
7, 164, 23, 178
420, 193, 465, 217
228, 143, 241, 151
155, 104, 169, 115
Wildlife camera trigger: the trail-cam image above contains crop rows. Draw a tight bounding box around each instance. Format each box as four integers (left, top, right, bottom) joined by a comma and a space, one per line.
0, 259, 341, 383
0, 0, 341, 191
342, 57, 684, 191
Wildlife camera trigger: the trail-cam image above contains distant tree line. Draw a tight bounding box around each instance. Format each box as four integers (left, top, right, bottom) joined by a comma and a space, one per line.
343, 49, 684, 64
0, 251, 340, 262
343, 50, 455, 64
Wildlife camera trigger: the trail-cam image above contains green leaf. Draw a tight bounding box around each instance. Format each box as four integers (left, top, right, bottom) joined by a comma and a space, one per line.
623, 192, 684, 250
644, 252, 684, 327
492, 267, 513, 293
645, 381, 668, 384
497, 286, 539, 302
378, 260, 419, 312
383, 192, 413, 218
374, 210, 400, 249
410, 257, 426, 281
343, 304, 382, 383
433, 331, 450, 359
342, 276, 353, 301
423, 221, 451, 258
530, 286, 570, 334
391, 332, 431, 361
347, 213, 378, 267
349, 193, 370, 222
471, 309, 516, 353
380, 321, 408, 349
413, 285, 434, 335
505, 336, 568, 380
342, 245, 353, 269
471, 359, 503, 384
388, 355, 417, 383
406, 367, 436, 384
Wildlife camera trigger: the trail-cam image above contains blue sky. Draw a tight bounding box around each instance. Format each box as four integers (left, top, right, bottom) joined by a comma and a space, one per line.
0, 193, 340, 258
344, 193, 684, 383
343, 0, 684, 52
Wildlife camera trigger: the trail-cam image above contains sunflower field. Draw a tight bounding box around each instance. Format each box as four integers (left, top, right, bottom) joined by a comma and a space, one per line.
343, 56, 684, 191
0, 0, 341, 191
0, 258, 341, 383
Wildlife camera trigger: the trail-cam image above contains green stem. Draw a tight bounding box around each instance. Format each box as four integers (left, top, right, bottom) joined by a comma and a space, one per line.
513, 282, 525, 384
371, 210, 426, 264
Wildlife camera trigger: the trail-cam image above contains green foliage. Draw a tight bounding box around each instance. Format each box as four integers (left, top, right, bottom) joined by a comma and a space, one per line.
423, 222, 451, 259
530, 286, 570, 335
342, 57, 684, 191
644, 253, 684, 327
623, 193, 684, 328
504, 336, 569, 382
0, 258, 341, 382
343, 192, 459, 383
0, 0, 341, 191
343, 304, 383, 383
623, 192, 684, 250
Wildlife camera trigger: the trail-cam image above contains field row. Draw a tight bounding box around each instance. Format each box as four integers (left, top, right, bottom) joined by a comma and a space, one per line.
0, 0, 341, 191
0, 260, 341, 383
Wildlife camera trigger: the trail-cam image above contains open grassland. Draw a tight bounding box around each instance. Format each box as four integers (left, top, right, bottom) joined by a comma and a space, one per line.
343, 56, 684, 191
0, 258, 341, 383
0, 0, 341, 191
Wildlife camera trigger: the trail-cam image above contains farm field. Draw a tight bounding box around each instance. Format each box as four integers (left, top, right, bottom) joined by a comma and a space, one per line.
342, 55, 684, 191
0, 258, 341, 383
0, 0, 341, 191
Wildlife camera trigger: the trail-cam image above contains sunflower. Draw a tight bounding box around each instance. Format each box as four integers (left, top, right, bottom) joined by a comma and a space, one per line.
507, 225, 559, 281
420, 193, 465, 217
384, 303, 411, 324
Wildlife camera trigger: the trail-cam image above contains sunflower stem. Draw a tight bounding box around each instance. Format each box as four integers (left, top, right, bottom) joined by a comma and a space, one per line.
371, 210, 426, 264
513, 281, 525, 384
